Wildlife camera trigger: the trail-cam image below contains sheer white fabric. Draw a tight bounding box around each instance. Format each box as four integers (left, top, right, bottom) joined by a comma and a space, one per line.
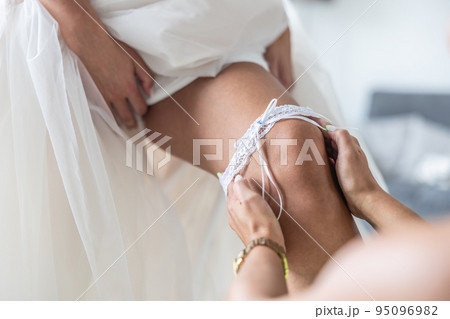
0, 0, 386, 300
88, 0, 288, 105
0, 0, 245, 300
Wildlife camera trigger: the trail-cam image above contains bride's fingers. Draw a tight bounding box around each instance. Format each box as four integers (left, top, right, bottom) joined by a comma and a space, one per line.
127, 83, 148, 115
112, 99, 136, 128
120, 40, 154, 95
135, 61, 154, 96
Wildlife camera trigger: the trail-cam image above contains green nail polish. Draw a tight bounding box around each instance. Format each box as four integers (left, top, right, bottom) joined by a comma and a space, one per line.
217, 172, 222, 177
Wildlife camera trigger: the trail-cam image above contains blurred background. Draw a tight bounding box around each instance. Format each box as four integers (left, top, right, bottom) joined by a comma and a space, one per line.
290, 0, 450, 220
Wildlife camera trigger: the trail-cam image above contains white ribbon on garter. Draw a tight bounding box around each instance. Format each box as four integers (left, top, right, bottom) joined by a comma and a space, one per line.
219, 98, 333, 220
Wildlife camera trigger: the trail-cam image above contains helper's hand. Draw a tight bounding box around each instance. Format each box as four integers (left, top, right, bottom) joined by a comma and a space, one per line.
325, 129, 382, 221
265, 28, 294, 89
227, 177, 285, 249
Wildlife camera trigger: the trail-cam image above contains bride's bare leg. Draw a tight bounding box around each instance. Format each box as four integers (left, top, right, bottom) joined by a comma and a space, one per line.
144, 62, 357, 291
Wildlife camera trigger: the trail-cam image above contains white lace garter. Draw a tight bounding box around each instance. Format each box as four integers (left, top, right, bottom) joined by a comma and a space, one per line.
218, 98, 333, 219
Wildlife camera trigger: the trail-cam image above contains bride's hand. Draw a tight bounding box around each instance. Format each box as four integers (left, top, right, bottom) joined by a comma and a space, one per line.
41, 0, 154, 128
227, 176, 285, 249
69, 30, 154, 128
264, 28, 294, 89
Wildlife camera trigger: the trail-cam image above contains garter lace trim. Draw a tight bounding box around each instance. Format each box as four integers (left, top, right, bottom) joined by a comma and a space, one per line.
219, 99, 331, 219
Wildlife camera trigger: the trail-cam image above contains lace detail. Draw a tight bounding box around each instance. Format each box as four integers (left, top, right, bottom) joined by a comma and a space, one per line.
219, 99, 331, 218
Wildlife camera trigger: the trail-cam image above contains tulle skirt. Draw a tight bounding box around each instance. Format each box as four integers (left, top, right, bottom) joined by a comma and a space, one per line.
0, 0, 384, 300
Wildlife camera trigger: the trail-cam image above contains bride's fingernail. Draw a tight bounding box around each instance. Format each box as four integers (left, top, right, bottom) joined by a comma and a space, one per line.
326, 125, 336, 132
234, 175, 243, 182
217, 172, 222, 178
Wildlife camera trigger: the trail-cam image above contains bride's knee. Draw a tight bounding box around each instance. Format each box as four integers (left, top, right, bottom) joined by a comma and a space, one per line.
242, 119, 333, 207
264, 120, 328, 181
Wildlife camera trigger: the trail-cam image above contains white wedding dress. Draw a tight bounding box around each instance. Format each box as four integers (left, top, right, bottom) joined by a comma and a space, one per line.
0, 0, 385, 300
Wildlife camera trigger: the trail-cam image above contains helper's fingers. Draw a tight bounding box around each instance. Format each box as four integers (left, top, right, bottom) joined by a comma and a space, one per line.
328, 129, 352, 149
324, 132, 338, 159
325, 142, 336, 162
328, 129, 366, 161
328, 156, 336, 167
310, 117, 333, 150
233, 177, 259, 202
309, 116, 331, 137
352, 135, 361, 147
227, 180, 235, 202
314, 117, 331, 129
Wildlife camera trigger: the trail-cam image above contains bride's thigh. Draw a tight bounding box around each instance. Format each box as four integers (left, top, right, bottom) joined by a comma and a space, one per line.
144, 62, 297, 174
145, 62, 357, 290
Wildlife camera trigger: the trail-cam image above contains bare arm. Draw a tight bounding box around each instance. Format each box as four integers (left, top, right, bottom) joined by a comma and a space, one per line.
228, 246, 287, 300
226, 178, 287, 300
293, 221, 450, 301
357, 188, 422, 232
